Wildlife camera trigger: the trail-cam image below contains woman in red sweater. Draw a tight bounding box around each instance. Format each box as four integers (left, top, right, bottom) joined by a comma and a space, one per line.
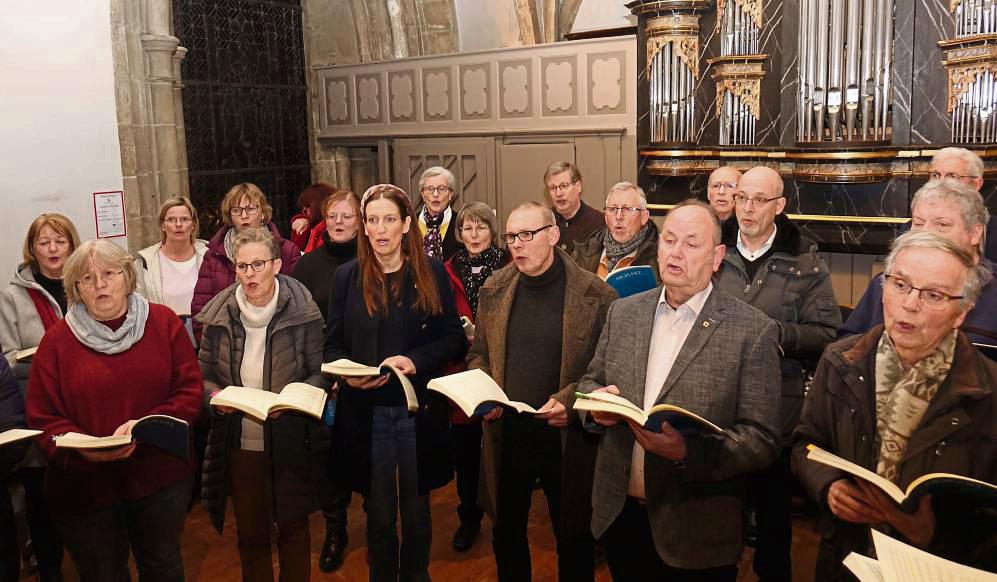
26, 239, 203, 581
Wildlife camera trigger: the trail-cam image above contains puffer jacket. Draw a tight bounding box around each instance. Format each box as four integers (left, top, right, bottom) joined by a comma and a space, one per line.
196, 274, 330, 534
190, 224, 301, 321
571, 222, 661, 283
0, 264, 63, 371
792, 327, 997, 578
715, 214, 841, 444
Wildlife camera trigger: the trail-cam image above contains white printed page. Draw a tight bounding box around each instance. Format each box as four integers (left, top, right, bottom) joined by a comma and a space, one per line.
275, 383, 327, 419
322, 359, 382, 376
428, 369, 536, 416
210, 387, 278, 421
872, 530, 997, 582
843, 553, 886, 582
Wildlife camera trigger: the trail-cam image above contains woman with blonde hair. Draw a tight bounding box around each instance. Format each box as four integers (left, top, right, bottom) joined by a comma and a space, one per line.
136, 196, 208, 320
27, 239, 202, 580
0, 212, 80, 581
191, 183, 301, 321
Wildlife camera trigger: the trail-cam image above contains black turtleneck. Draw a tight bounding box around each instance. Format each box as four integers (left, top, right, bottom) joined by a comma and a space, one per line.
33, 269, 67, 315
503, 253, 566, 407
290, 233, 358, 322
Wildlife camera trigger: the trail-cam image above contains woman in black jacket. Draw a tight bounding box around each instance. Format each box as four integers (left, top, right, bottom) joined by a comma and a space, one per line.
325, 184, 466, 582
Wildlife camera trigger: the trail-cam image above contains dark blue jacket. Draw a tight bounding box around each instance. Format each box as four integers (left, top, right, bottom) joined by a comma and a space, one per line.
0, 357, 28, 474
839, 258, 997, 344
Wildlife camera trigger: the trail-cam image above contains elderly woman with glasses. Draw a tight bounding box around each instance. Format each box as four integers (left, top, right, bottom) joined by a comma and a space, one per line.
416, 166, 461, 261
136, 197, 208, 321
198, 227, 330, 580
191, 183, 302, 324
792, 230, 997, 579
26, 239, 203, 581
325, 184, 466, 581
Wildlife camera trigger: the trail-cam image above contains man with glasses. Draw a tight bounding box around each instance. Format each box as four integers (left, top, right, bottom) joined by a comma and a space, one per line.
925, 147, 997, 261
544, 161, 605, 253
577, 199, 781, 581
715, 166, 841, 582
841, 179, 997, 345
572, 181, 660, 283
468, 201, 616, 581
706, 166, 742, 223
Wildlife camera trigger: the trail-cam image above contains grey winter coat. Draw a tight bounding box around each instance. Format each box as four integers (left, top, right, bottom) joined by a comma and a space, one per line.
0, 264, 63, 370
196, 274, 331, 534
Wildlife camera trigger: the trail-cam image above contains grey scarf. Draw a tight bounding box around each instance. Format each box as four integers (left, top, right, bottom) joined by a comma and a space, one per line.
603, 222, 654, 271
223, 228, 238, 262
65, 293, 150, 354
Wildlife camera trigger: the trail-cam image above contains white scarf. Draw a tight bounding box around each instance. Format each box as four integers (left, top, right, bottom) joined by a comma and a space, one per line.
65, 293, 150, 354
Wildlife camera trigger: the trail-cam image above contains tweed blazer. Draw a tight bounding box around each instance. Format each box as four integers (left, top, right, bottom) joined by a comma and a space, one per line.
578, 285, 782, 570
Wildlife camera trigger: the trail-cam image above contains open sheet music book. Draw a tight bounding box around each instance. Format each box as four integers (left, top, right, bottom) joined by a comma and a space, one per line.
210, 383, 327, 422
15, 347, 37, 362
843, 529, 997, 582
806, 444, 997, 510
427, 369, 540, 417
0, 429, 42, 447
321, 359, 418, 412
54, 415, 190, 459
573, 391, 733, 438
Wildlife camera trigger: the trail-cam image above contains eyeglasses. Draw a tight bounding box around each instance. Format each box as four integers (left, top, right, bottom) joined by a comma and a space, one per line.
230, 205, 260, 216
547, 181, 578, 194
77, 270, 124, 289
460, 224, 490, 234
883, 274, 963, 308
327, 213, 356, 223
733, 194, 784, 206
502, 224, 554, 245
709, 182, 738, 191
929, 171, 980, 182
164, 217, 193, 225
604, 206, 644, 217
235, 258, 277, 273
421, 186, 453, 195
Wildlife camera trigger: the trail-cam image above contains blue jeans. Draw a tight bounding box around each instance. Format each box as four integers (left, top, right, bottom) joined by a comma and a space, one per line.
367, 405, 432, 582
57, 478, 191, 582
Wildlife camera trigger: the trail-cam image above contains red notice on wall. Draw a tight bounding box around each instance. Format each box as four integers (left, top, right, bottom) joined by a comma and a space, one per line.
93, 191, 127, 239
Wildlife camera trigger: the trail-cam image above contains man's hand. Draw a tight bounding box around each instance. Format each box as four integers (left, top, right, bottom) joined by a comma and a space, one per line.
627, 419, 686, 461
826, 479, 887, 525
856, 480, 936, 548
345, 375, 389, 390
536, 397, 568, 428
381, 355, 417, 375
588, 385, 625, 427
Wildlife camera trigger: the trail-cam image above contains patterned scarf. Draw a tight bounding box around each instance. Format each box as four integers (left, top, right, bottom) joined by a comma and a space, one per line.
452, 245, 507, 317
421, 207, 447, 259
602, 222, 654, 271
873, 330, 956, 482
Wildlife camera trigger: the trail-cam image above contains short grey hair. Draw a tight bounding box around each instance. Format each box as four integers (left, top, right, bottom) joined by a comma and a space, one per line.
667, 198, 722, 246
605, 181, 648, 209
418, 166, 457, 193
932, 147, 984, 179
884, 230, 991, 308
911, 179, 989, 254
233, 227, 280, 260
64, 239, 138, 306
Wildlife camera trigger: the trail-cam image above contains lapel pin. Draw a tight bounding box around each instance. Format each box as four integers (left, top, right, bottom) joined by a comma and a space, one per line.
702, 321, 710, 328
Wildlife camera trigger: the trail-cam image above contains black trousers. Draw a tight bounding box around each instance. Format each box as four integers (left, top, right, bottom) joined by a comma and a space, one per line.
603, 497, 738, 582
21, 467, 64, 582
451, 421, 483, 526
0, 478, 17, 582
322, 423, 352, 534
747, 449, 793, 582
492, 414, 594, 582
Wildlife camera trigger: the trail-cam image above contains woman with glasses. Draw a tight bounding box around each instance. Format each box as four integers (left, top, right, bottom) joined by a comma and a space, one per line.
198, 227, 330, 581
0, 212, 81, 582
136, 197, 208, 322
325, 184, 466, 581
417, 166, 461, 261
442, 201, 510, 552
191, 183, 302, 324
26, 239, 202, 581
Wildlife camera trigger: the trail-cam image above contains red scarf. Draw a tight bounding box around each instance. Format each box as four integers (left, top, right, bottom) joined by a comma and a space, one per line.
26, 288, 59, 330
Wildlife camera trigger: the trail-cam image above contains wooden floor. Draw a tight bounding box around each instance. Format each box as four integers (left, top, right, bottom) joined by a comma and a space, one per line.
20, 482, 820, 581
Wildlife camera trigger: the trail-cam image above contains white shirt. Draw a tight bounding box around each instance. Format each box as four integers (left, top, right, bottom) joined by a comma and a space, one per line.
629, 282, 713, 500
158, 253, 198, 316
736, 224, 778, 262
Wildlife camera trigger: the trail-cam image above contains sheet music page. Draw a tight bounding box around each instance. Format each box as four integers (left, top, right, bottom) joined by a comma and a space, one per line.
872, 529, 997, 582
275, 383, 327, 419
843, 553, 886, 582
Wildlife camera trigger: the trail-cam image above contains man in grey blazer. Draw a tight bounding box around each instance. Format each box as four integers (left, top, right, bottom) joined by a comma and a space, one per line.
577, 199, 782, 581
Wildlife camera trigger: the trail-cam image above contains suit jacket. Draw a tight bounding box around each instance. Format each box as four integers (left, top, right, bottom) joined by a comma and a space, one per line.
466, 248, 617, 519
578, 285, 782, 570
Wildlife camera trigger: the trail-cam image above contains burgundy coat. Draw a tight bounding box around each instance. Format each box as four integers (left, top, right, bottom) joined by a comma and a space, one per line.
190, 224, 301, 321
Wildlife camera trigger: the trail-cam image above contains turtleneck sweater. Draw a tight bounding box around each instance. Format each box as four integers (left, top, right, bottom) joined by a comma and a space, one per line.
236, 279, 280, 451
503, 254, 566, 407
291, 233, 358, 322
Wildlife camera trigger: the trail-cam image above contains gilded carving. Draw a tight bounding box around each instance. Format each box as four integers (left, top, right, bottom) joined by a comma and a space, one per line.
947, 63, 997, 113
716, 79, 760, 119
647, 35, 700, 78
717, 0, 763, 32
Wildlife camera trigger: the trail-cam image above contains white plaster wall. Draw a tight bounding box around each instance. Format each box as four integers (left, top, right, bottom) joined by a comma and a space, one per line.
571, 0, 636, 33
0, 1, 124, 279
454, 0, 524, 51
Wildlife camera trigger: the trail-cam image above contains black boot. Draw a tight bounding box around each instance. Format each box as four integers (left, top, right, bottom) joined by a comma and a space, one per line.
451, 522, 480, 552
319, 529, 348, 573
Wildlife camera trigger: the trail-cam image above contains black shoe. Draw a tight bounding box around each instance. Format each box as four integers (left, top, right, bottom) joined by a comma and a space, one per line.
319, 529, 348, 573
451, 522, 480, 552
